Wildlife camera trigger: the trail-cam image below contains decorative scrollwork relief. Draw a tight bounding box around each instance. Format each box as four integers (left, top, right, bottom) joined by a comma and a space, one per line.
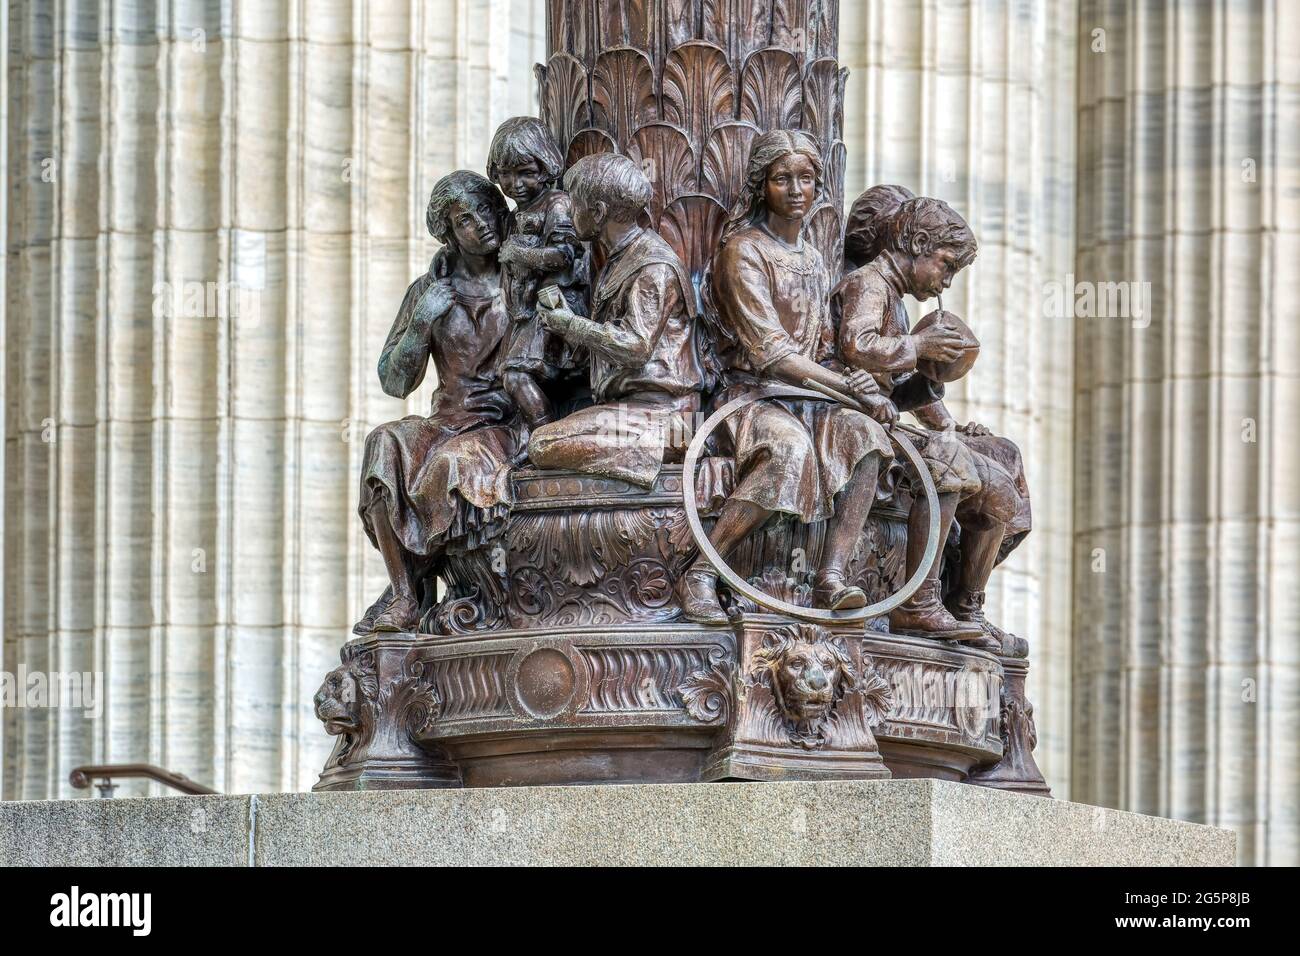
678, 646, 734, 722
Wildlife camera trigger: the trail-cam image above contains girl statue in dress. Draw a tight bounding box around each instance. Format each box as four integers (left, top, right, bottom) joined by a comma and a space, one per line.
354, 171, 519, 633
675, 130, 899, 623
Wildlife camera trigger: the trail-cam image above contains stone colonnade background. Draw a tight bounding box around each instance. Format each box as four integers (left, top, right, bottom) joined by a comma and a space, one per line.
0, 1, 1294, 865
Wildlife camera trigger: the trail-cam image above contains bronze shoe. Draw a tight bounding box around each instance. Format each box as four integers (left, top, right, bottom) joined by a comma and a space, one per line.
675, 567, 728, 624
948, 588, 988, 626
352, 584, 394, 635
947, 588, 1006, 652
813, 569, 867, 610
890, 582, 983, 641
371, 592, 421, 633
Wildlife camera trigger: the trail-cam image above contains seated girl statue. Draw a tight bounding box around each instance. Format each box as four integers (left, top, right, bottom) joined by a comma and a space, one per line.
675, 129, 898, 624
354, 170, 519, 634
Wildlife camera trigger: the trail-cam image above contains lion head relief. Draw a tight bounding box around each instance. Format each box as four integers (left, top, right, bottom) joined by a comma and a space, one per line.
749, 624, 856, 749
314, 652, 379, 764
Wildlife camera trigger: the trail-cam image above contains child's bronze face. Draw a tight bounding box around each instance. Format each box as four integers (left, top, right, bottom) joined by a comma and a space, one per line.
908, 245, 961, 301
570, 194, 602, 241
448, 199, 500, 256
496, 160, 547, 204
763, 153, 816, 223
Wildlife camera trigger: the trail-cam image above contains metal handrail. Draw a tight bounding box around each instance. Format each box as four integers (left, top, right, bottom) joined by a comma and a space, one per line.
69, 764, 219, 798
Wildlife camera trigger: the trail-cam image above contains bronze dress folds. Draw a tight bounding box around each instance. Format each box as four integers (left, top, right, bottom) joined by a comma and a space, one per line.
833, 256, 1032, 552
710, 225, 893, 523
359, 271, 519, 557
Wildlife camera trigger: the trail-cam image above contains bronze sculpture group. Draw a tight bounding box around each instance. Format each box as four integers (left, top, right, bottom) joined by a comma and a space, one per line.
315, 0, 1048, 794
355, 127, 1026, 647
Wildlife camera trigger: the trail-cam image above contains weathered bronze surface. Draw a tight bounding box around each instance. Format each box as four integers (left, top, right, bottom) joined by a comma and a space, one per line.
315, 0, 1048, 797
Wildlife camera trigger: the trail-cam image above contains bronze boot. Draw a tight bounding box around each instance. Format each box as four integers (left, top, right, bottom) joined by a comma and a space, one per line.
813, 569, 867, 610
371, 591, 422, 632
890, 580, 983, 641
675, 567, 728, 624
353, 584, 394, 635
948, 588, 1006, 652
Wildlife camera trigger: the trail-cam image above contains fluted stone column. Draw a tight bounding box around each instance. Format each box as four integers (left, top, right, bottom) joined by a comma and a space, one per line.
0, 0, 545, 799
0, 0, 10, 796
1073, 0, 1299, 866
839, 0, 1079, 795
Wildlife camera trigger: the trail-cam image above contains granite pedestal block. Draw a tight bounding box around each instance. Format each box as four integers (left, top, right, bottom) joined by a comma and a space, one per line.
0, 779, 1234, 866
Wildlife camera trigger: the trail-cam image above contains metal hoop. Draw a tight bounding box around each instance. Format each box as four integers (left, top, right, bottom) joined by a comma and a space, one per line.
681, 384, 942, 623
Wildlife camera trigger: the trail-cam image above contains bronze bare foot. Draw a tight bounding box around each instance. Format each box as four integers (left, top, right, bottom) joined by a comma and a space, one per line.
371, 592, 421, 633
675, 568, 728, 624
813, 569, 867, 610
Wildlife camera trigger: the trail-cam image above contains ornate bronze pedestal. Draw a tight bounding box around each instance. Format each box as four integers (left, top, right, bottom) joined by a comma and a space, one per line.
318, 469, 1044, 792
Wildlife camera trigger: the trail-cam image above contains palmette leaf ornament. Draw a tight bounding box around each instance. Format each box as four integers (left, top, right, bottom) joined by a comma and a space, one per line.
825, 139, 846, 210
799, 0, 840, 60
805, 202, 844, 281
701, 120, 761, 212
662, 41, 735, 152
816, 0, 841, 59
628, 122, 697, 227
565, 127, 617, 171
659, 194, 728, 292
663, 0, 696, 51
547, 0, 594, 66
719, 0, 776, 63
739, 48, 803, 131
599, 0, 654, 50
698, 0, 728, 54
801, 57, 839, 149
771, 0, 809, 59
833, 66, 848, 142
538, 53, 592, 156
592, 46, 658, 150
